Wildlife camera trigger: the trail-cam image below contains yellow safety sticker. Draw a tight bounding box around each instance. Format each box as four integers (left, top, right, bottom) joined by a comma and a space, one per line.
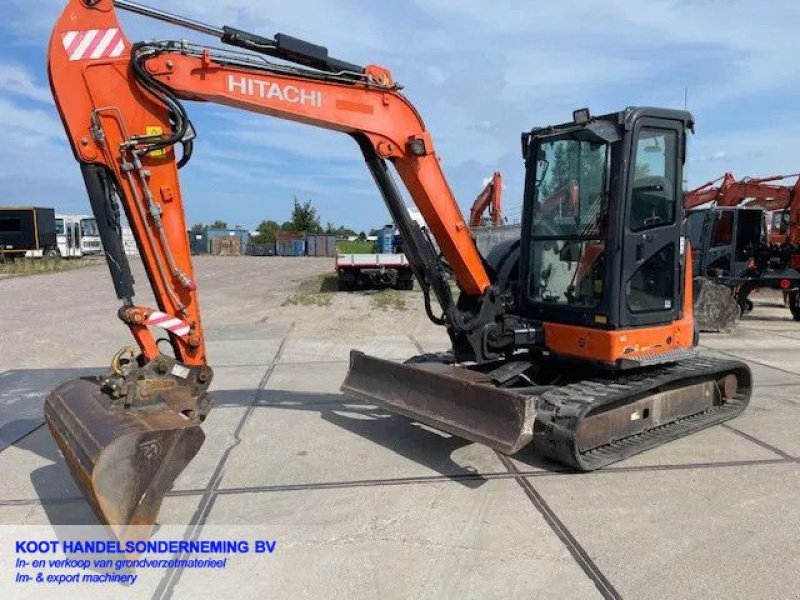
146, 126, 167, 158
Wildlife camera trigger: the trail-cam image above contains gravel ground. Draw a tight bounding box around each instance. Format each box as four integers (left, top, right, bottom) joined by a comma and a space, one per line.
0, 256, 798, 600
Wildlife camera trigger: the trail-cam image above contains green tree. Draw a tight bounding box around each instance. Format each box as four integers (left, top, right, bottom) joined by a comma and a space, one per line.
635, 162, 652, 180
253, 219, 280, 244
210, 220, 228, 230
289, 197, 321, 233
190, 223, 208, 234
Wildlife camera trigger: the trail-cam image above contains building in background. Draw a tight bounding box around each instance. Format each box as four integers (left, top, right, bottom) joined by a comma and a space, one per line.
122, 226, 139, 256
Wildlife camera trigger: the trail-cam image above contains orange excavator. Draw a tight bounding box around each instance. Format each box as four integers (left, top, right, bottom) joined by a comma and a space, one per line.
46, 0, 751, 540
684, 172, 800, 323
469, 172, 503, 227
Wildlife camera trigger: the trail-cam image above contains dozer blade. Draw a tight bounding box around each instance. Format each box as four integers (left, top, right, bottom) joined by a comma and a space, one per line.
341, 351, 536, 454
44, 377, 204, 540
693, 277, 740, 333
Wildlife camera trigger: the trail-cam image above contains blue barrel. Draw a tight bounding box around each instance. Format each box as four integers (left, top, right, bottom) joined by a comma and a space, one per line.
378, 226, 395, 253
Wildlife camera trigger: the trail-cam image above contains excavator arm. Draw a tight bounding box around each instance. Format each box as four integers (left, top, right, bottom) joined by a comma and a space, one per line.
468, 172, 503, 227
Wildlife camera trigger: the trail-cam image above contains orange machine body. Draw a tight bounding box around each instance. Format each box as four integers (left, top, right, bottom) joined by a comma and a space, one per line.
543, 243, 695, 365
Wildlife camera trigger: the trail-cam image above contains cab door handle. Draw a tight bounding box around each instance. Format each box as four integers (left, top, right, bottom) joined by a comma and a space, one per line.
635, 234, 653, 262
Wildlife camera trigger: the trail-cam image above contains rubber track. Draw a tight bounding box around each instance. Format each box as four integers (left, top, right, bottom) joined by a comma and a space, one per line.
532, 357, 752, 470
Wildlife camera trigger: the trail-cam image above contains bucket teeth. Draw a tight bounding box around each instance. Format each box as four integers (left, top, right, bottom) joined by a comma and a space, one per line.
44, 377, 205, 541
341, 351, 536, 454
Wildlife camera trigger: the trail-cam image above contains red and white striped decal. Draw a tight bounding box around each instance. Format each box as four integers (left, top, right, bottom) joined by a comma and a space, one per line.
146, 311, 191, 337
61, 29, 126, 62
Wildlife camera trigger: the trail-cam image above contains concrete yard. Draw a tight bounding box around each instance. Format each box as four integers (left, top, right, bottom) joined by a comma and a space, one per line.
0, 256, 798, 599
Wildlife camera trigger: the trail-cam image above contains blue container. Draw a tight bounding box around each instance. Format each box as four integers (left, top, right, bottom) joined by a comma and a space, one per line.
378, 225, 395, 253
293, 239, 306, 256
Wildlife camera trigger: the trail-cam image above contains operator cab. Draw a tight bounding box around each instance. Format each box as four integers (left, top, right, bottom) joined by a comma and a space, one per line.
687, 206, 764, 280
519, 106, 693, 330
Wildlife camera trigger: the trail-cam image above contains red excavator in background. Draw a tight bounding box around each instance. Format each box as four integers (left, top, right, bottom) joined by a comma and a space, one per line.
45, 0, 751, 541
685, 172, 800, 324
469, 172, 503, 227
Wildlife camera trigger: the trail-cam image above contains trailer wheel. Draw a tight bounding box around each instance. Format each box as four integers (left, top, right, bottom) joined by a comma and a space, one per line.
337, 278, 355, 292
396, 279, 414, 291
789, 291, 800, 321
44, 247, 61, 258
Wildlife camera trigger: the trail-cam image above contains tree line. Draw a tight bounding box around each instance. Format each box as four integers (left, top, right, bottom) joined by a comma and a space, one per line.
190, 198, 385, 244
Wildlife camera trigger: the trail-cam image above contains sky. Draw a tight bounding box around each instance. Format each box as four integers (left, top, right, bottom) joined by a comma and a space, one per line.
2, 0, 800, 231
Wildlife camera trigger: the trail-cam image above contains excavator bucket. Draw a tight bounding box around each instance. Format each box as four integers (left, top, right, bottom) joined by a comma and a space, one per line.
44, 377, 204, 540
693, 277, 741, 333
341, 351, 536, 454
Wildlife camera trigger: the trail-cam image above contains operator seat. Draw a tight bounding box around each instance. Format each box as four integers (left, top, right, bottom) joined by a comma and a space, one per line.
631, 176, 673, 230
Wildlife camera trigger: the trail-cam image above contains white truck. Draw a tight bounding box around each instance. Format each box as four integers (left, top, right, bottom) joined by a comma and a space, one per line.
55, 214, 102, 257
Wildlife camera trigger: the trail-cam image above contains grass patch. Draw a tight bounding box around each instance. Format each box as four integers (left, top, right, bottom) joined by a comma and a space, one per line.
282, 272, 337, 307
0, 257, 99, 278
336, 239, 376, 254
369, 288, 407, 311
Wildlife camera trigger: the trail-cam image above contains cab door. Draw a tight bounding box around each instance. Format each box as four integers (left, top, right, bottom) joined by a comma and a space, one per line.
703, 209, 735, 277
73, 221, 82, 257
620, 120, 684, 327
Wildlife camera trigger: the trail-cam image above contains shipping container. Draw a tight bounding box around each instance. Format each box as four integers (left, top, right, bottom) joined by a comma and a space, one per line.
207, 228, 250, 252
275, 230, 306, 256
211, 236, 241, 256
188, 230, 209, 255
306, 234, 338, 257
247, 243, 275, 256
0, 207, 57, 258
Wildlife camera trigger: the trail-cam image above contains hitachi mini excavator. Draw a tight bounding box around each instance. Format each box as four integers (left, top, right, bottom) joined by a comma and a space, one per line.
46, 0, 752, 539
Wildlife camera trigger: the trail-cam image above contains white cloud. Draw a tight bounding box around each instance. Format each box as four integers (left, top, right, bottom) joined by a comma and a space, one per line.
0, 63, 52, 103
0, 97, 62, 140
4, 1, 800, 228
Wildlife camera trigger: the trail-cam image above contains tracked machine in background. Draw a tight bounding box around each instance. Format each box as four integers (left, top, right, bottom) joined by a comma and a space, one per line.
685, 172, 800, 323
469, 172, 504, 227
46, 0, 751, 539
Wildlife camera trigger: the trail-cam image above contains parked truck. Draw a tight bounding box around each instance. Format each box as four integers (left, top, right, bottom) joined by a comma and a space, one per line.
0, 207, 58, 259
336, 225, 415, 290
55, 214, 103, 257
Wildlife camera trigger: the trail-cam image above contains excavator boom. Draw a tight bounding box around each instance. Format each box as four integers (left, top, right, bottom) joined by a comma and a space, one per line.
469, 172, 503, 227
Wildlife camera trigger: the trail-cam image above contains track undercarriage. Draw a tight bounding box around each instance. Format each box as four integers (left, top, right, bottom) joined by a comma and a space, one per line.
342, 351, 752, 470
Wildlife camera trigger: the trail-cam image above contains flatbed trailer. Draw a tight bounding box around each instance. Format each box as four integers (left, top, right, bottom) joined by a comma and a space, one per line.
336, 253, 415, 290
